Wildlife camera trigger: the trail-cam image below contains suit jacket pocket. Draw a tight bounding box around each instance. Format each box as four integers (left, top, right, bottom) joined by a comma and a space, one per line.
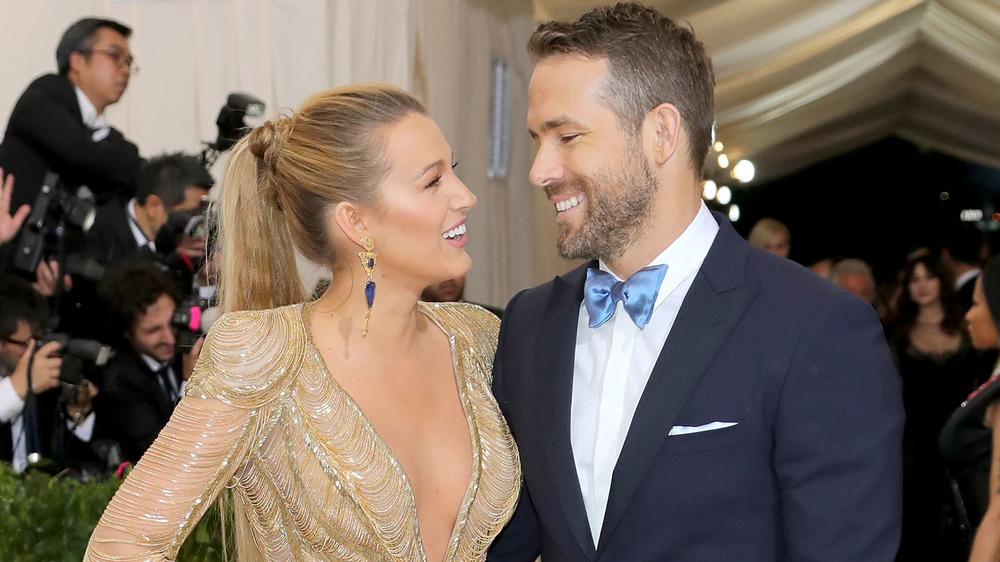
660, 422, 745, 457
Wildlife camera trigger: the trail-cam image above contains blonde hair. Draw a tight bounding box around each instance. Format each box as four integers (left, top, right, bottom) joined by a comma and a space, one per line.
215, 83, 427, 313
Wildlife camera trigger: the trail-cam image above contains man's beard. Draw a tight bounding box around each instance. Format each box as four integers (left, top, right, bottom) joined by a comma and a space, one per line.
551, 151, 657, 262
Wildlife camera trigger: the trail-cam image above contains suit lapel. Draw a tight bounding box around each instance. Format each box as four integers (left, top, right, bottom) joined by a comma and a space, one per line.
597, 216, 759, 550
537, 263, 599, 559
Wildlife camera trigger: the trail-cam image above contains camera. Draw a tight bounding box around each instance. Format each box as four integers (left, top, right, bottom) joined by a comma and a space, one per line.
171, 292, 218, 351
13, 172, 104, 282
201, 92, 266, 168
33, 333, 114, 405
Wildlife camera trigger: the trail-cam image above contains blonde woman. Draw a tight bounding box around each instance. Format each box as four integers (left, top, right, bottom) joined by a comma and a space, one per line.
85, 84, 520, 561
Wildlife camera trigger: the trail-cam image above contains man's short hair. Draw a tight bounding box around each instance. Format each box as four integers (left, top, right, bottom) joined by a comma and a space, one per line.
136, 153, 213, 208
829, 258, 876, 289
0, 275, 49, 339
943, 224, 984, 265
56, 17, 132, 75
98, 260, 178, 336
528, 2, 715, 172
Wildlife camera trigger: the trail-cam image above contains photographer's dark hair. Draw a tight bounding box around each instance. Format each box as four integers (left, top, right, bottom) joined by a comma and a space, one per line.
98, 260, 178, 337
137, 153, 213, 208
0, 275, 49, 339
56, 17, 132, 75
528, 2, 715, 173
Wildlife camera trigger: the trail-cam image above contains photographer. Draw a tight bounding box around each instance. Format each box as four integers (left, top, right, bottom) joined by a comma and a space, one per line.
94, 260, 202, 464
0, 18, 142, 213
84, 152, 211, 267
0, 274, 95, 473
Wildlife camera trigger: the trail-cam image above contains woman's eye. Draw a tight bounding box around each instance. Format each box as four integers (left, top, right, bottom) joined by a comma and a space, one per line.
426, 176, 442, 189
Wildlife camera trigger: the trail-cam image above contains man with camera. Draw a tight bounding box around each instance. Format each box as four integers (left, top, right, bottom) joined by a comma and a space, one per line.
0, 18, 142, 214
0, 274, 95, 473
94, 260, 202, 464
85, 152, 211, 266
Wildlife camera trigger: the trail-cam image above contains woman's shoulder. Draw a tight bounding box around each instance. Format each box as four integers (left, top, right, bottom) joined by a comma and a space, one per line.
420, 301, 500, 339
186, 304, 307, 405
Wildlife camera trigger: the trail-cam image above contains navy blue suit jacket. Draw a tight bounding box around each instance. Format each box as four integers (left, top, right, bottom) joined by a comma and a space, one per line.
489, 213, 904, 561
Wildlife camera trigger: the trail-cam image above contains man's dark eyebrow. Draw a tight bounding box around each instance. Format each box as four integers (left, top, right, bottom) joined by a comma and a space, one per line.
528, 116, 585, 139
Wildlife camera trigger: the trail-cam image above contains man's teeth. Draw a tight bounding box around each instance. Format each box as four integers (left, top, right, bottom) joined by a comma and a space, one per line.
442, 223, 467, 240
555, 196, 582, 212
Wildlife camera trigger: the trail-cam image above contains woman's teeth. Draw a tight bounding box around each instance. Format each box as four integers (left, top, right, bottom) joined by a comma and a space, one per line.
442, 223, 467, 239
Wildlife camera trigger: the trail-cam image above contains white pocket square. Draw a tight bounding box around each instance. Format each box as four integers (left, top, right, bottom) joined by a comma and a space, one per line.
668, 421, 738, 436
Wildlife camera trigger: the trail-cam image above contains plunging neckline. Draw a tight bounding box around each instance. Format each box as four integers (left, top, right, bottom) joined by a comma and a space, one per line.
300, 301, 480, 562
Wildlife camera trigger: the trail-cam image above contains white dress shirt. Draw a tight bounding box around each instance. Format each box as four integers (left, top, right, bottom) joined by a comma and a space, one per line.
74, 85, 110, 142
0, 375, 95, 473
571, 202, 719, 545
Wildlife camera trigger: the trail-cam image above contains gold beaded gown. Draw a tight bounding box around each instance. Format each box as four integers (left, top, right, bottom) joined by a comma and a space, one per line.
85, 301, 521, 561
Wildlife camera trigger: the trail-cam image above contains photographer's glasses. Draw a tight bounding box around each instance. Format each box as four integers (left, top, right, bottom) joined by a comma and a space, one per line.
81, 48, 140, 74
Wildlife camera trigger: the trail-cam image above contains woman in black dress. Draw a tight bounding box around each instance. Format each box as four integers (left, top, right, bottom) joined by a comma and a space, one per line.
940, 257, 1000, 561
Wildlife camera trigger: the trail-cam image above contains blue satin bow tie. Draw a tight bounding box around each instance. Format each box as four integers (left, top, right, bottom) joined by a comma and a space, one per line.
584, 264, 668, 329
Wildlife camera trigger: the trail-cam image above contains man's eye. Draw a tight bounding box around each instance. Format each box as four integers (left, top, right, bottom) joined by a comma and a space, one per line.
559, 134, 580, 143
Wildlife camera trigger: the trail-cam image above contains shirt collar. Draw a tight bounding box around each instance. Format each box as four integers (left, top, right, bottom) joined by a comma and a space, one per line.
126, 198, 156, 251
956, 268, 981, 289
140, 353, 168, 373
598, 201, 719, 309
74, 85, 109, 140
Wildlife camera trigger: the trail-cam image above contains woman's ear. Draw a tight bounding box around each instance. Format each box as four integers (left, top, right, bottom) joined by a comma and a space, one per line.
332, 201, 369, 247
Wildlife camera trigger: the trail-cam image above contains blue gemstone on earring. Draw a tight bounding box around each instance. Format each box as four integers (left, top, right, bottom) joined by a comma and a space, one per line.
365, 280, 376, 308
367, 258, 374, 269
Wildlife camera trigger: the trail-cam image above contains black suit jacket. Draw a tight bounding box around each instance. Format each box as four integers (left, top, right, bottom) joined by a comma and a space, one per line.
489, 213, 904, 561
84, 199, 142, 265
0, 386, 94, 471
95, 348, 181, 464
0, 73, 141, 210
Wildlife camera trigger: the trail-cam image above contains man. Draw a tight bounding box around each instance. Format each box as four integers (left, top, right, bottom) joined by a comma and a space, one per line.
84, 152, 211, 266
941, 224, 985, 311
489, 4, 904, 561
0, 275, 94, 472
0, 17, 142, 212
94, 260, 202, 464
748, 217, 791, 258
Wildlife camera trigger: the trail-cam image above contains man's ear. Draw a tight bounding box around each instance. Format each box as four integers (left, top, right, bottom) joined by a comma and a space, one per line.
332, 201, 369, 247
645, 102, 682, 165
68, 51, 88, 75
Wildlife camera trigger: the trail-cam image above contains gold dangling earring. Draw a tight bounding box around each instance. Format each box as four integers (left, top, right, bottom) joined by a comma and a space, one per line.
359, 235, 377, 337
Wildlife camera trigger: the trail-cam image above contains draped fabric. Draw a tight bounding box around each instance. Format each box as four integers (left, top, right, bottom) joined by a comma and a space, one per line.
536, 0, 1000, 182
5, 0, 997, 304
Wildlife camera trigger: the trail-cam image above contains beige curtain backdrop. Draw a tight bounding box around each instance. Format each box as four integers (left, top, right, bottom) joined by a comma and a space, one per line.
0, 0, 573, 308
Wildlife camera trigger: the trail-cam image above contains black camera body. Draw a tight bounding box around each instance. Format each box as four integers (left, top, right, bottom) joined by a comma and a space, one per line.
35, 333, 114, 404
13, 172, 103, 281
171, 293, 216, 351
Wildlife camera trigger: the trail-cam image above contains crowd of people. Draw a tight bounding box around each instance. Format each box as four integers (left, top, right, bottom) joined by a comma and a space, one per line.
750, 217, 1000, 559
0, 3, 997, 561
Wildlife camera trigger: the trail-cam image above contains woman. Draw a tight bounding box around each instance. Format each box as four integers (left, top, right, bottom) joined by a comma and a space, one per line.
941, 258, 1000, 561
891, 253, 980, 560
85, 84, 521, 560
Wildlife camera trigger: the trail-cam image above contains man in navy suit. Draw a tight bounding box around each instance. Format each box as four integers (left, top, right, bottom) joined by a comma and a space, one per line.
488, 3, 904, 561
